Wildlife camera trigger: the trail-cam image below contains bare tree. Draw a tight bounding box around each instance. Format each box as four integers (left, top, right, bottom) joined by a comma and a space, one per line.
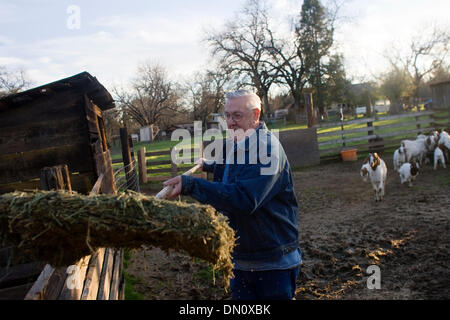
185, 66, 234, 127
205, 0, 278, 119
266, 0, 342, 117
387, 26, 449, 109
0, 66, 32, 97
112, 63, 181, 135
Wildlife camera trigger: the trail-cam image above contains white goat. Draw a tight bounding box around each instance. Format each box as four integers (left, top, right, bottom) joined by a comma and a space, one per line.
398, 161, 420, 187
438, 130, 450, 149
434, 145, 446, 170
360, 153, 387, 201
437, 130, 450, 161
401, 138, 427, 164
393, 146, 406, 172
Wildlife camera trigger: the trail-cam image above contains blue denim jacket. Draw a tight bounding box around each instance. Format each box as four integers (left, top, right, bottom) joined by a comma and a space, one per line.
181, 123, 300, 262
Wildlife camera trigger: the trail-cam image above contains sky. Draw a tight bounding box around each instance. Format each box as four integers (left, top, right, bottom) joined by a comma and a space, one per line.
0, 0, 449, 92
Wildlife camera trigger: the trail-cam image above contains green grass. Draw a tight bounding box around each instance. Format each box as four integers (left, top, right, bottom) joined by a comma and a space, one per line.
438, 175, 450, 186
122, 248, 144, 300
123, 273, 143, 300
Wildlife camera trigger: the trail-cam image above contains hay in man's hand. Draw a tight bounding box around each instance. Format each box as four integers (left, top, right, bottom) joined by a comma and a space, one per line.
0, 190, 235, 282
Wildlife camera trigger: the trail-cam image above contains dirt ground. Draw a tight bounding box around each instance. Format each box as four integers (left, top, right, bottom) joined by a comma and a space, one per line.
126, 154, 450, 300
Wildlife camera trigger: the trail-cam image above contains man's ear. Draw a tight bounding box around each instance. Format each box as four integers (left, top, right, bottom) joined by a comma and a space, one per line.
253, 108, 261, 122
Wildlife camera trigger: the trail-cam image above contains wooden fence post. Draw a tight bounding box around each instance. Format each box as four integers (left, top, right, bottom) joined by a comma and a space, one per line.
40, 165, 72, 192
415, 115, 421, 133
137, 147, 147, 184
170, 147, 178, 177
120, 127, 134, 189
429, 112, 436, 131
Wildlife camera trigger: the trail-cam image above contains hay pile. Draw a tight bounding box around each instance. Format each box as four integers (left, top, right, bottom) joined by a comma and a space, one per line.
0, 190, 235, 282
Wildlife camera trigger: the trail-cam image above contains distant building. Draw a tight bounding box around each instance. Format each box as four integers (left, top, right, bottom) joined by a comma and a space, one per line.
430, 79, 450, 110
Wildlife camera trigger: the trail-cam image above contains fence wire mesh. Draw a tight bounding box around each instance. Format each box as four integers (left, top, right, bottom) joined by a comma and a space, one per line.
113, 159, 140, 193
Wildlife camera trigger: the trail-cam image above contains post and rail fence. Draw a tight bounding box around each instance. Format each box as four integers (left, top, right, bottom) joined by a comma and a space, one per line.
316, 110, 448, 161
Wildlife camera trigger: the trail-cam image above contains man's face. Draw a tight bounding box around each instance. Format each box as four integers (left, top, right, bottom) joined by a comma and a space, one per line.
224, 96, 260, 134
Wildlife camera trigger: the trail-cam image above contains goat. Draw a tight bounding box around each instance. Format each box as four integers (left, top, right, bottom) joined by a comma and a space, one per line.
393, 146, 406, 172
361, 153, 387, 201
401, 138, 427, 164
434, 144, 446, 170
438, 130, 450, 149
398, 160, 420, 187
438, 131, 450, 162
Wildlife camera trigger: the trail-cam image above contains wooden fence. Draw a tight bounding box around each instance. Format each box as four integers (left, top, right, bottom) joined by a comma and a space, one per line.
317, 111, 449, 161
137, 145, 206, 184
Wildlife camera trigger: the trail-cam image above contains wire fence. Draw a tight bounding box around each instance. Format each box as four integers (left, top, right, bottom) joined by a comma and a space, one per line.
113, 159, 140, 193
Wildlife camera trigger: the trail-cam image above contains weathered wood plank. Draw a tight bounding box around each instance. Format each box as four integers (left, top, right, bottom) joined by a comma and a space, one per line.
41, 267, 67, 300
318, 126, 435, 148
0, 115, 87, 155
375, 111, 434, 121
378, 127, 434, 139
319, 134, 377, 147
84, 95, 102, 136
0, 143, 94, 185
24, 264, 55, 300
93, 150, 116, 194
319, 135, 428, 156
109, 249, 122, 300
317, 119, 434, 138
147, 167, 173, 174
145, 150, 171, 157
97, 248, 115, 300
0, 91, 84, 128
80, 248, 105, 300
374, 119, 433, 131
58, 255, 90, 300
146, 160, 172, 166
0, 171, 96, 195
315, 117, 376, 128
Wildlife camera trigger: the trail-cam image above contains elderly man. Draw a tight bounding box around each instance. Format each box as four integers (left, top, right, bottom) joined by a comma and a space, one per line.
163, 89, 301, 300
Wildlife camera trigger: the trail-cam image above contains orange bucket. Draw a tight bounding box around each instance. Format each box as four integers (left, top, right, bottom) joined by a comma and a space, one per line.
340, 149, 357, 161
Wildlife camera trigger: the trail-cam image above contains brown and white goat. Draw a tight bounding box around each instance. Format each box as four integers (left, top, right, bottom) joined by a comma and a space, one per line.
361, 153, 387, 201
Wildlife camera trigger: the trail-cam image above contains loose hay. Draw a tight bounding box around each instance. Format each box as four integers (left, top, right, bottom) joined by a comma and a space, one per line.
0, 190, 235, 284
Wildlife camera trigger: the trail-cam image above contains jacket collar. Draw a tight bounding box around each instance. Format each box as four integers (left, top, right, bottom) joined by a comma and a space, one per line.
234, 121, 267, 152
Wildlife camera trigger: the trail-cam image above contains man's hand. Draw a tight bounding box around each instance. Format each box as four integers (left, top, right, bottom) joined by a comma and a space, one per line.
162, 175, 182, 199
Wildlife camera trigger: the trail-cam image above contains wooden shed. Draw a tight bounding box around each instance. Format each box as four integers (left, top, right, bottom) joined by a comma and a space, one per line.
0, 72, 124, 300
430, 79, 450, 110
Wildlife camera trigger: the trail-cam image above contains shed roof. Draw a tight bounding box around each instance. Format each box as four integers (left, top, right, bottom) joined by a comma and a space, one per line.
429, 78, 450, 87
0, 72, 115, 111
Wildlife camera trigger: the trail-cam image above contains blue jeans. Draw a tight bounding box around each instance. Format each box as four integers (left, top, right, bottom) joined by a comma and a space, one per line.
230, 266, 300, 300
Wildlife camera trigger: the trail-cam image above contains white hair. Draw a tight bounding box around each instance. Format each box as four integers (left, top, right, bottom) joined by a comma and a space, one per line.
225, 89, 261, 111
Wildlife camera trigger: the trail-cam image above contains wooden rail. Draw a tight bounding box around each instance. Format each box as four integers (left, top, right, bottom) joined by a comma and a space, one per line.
137, 145, 206, 184
317, 111, 448, 160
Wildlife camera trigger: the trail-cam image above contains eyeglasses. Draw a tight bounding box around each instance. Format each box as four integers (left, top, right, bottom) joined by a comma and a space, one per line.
222, 111, 247, 122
